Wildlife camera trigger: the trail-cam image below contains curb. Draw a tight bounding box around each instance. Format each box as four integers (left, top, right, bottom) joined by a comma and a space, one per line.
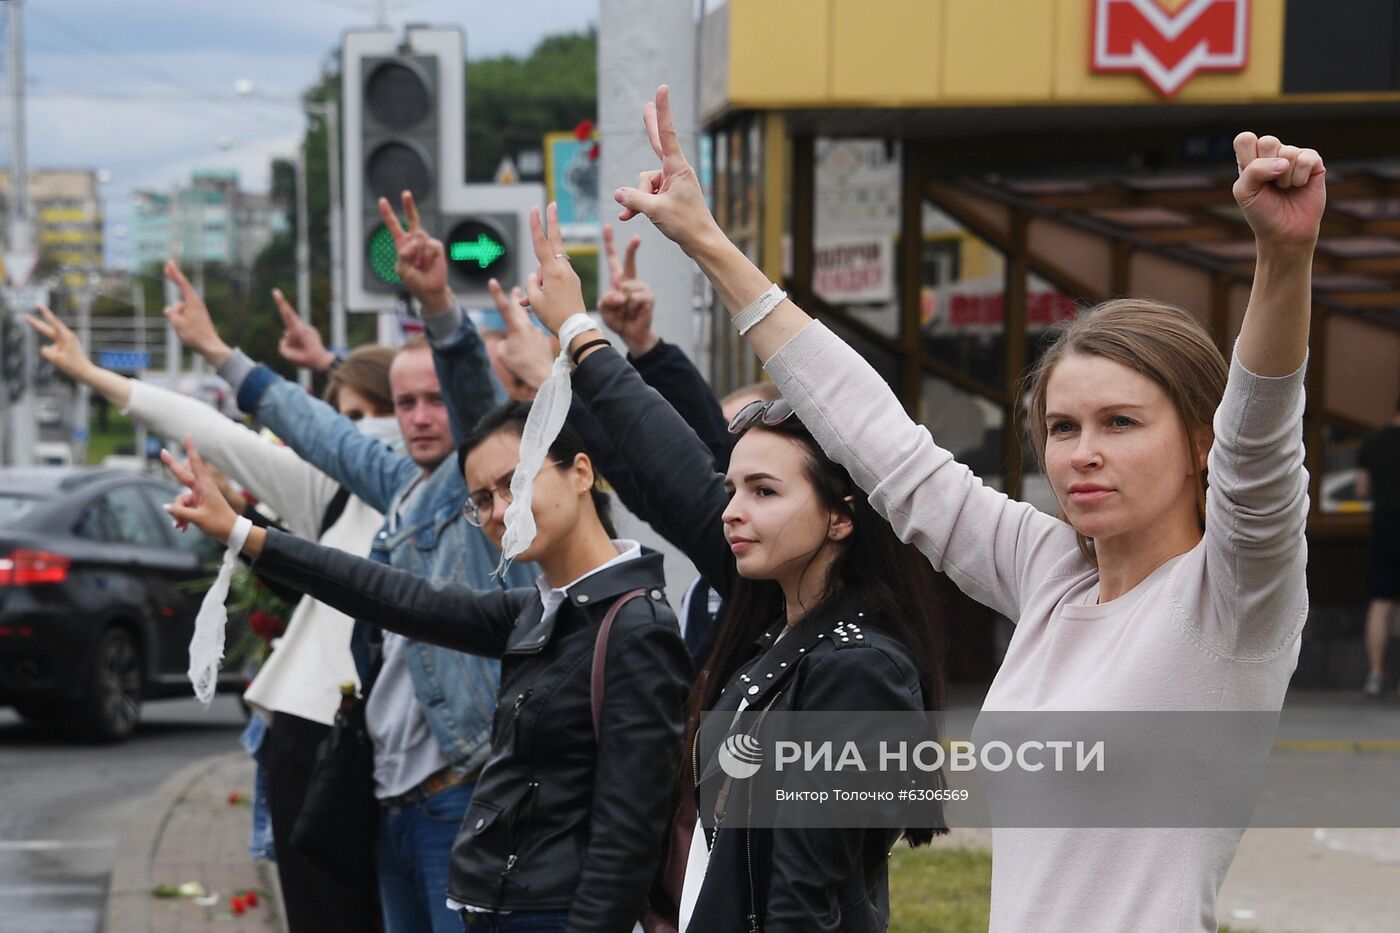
103, 751, 287, 933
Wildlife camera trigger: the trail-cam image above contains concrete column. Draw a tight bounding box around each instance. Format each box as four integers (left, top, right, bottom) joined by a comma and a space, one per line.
597, 1, 705, 604
597, 0, 702, 369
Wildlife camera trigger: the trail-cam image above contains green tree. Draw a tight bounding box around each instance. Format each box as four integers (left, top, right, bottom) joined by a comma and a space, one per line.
466, 29, 598, 181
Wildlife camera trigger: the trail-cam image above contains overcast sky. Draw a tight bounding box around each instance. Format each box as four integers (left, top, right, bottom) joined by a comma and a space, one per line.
6, 0, 598, 266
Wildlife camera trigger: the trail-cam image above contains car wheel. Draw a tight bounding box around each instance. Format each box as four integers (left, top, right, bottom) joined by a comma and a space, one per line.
74, 627, 143, 741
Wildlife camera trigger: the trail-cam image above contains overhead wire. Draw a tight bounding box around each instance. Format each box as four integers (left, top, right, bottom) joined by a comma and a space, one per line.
24, 8, 301, 128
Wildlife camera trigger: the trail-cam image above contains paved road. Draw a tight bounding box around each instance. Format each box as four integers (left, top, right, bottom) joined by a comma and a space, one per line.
0, 695, 246, 933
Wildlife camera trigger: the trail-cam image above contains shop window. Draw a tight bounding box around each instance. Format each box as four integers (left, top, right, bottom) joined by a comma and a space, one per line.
918, 371, 1004, 493
812, 139, 901, 340
920, 201, 1006, 388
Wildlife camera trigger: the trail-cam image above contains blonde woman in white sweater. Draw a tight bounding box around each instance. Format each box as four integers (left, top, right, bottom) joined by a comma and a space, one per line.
612, 86, 1324, 933
27, 297, 391, 933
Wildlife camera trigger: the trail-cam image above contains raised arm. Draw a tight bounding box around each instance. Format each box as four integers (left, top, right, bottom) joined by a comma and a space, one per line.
1230, 133, 1325, 377
598, 224, 731, 469
161, 262, 416, 513
163, 440, 526, 656
609, 86, 1076, 618
376, 191, 499, 443
27, 305, 339, 537
1199, 136, 1324, 658
513, 205, 739, 597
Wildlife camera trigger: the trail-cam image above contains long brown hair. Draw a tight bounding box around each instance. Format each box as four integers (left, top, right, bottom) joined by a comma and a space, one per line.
323, 345, 395, 415
1022, 299, 1228, 563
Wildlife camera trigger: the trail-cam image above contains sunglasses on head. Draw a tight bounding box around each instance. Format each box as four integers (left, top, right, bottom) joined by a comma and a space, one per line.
727, 397, 796, 435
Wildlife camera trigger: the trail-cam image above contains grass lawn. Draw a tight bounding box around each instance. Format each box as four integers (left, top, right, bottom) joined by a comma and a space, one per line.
83, 407, 137, 465
889, 846, 992, 933
888, 846, 1257, 932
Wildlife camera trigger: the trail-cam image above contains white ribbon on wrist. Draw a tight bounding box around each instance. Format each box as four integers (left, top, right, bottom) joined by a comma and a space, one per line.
187, 515, 253, 706
495, 313, 599, 579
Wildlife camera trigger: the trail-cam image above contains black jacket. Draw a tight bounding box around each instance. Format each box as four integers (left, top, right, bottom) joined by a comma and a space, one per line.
568, 338, 732, 665
571, 348, 928, 932
253, 529, 691, 933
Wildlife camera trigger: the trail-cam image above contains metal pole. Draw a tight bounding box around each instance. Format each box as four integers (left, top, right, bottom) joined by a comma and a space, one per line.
131, 281, 148, 465
295, 139, 312, 388
75, 287, 91, 463
7, 2, 28, 245
165, 183, 182, 378
324, 103, 347, 354
131, 282, 145, 358
191, 261, 206, 375
5, 0, 36, 465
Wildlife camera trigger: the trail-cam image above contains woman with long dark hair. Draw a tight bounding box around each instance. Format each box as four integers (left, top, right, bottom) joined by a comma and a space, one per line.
516, 204, 949, 932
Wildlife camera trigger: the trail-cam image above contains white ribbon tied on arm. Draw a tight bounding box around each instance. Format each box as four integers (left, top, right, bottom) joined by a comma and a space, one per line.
188, 516, 253, 706
495, 313, 601, 579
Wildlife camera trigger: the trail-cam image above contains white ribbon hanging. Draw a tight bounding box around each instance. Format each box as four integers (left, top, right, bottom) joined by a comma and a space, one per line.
188, 516, 253, 706
495, 313, 601, 578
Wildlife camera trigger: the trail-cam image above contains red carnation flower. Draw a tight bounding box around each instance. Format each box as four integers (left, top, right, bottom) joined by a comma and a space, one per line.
248, 609, 286, 642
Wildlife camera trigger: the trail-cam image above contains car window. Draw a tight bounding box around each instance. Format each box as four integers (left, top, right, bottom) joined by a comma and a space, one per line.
101, 485, 169, 548
0, 494, 41, 527
74, 500, 115, 541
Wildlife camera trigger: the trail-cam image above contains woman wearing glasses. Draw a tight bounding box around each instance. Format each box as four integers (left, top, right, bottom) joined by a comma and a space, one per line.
514, 205, 949, 932
163, 400, 691, 933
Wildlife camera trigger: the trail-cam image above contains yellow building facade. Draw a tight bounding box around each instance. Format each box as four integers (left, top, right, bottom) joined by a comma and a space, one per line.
701, 0, 1400, 681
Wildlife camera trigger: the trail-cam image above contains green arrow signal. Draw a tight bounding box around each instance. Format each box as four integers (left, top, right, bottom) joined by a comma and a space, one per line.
450, 234, 506, 269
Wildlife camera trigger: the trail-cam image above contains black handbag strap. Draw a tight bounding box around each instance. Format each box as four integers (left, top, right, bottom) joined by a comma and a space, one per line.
317, 485, 353, 538
590, 589, 648, 738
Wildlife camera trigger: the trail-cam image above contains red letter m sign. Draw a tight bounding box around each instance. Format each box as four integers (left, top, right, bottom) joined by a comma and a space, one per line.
1092, 0, 1250, 97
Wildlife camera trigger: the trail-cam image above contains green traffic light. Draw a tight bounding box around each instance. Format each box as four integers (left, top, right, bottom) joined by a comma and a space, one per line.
450, 233, 506, 269
369, 224, 401, 284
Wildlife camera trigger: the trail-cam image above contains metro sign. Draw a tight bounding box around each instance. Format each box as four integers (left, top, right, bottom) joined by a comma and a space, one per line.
1092, 0, 1251, 98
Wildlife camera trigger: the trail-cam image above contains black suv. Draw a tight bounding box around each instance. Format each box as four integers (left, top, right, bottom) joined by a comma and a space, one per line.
0, 466, 246, 740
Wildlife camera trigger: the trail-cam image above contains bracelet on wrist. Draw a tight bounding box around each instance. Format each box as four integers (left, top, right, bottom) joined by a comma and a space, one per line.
733, 284, 787, 336
571, 337, 613, 364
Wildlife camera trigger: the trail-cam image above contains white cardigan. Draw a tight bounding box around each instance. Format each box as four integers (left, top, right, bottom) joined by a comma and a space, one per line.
125, 380, 385, 725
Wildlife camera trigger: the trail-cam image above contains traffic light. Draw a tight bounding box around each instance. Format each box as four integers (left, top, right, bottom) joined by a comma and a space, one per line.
343, 28, 466, 312
439, 183, 546, 309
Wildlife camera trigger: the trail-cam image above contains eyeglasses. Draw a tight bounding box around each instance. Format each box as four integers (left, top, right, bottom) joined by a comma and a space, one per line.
727, 397, 795, 435
461, 461, 562, 528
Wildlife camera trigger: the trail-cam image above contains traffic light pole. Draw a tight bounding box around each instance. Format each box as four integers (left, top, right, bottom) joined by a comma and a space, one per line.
324, 104, 346, 354
75, 286, 92, 464
4, 0, 36, 466
303, 100, 345, 355
295, 139, 312, 388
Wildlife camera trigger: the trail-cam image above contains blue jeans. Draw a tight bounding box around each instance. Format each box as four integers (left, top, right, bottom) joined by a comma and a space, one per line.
238, 715, 275, 862
378, 782, 472, 933
458, 912, 569, 932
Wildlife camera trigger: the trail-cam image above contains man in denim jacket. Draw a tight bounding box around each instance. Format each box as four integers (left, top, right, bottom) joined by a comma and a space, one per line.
161, 197, 533, 933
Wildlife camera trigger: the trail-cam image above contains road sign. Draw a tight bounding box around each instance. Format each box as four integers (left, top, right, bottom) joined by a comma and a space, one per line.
98, 350, 152, 372
3, 249, 38, 288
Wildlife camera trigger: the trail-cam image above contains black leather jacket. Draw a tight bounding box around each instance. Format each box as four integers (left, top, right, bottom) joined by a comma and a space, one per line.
571, 348, 930, 932
253, 529, 691, 933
